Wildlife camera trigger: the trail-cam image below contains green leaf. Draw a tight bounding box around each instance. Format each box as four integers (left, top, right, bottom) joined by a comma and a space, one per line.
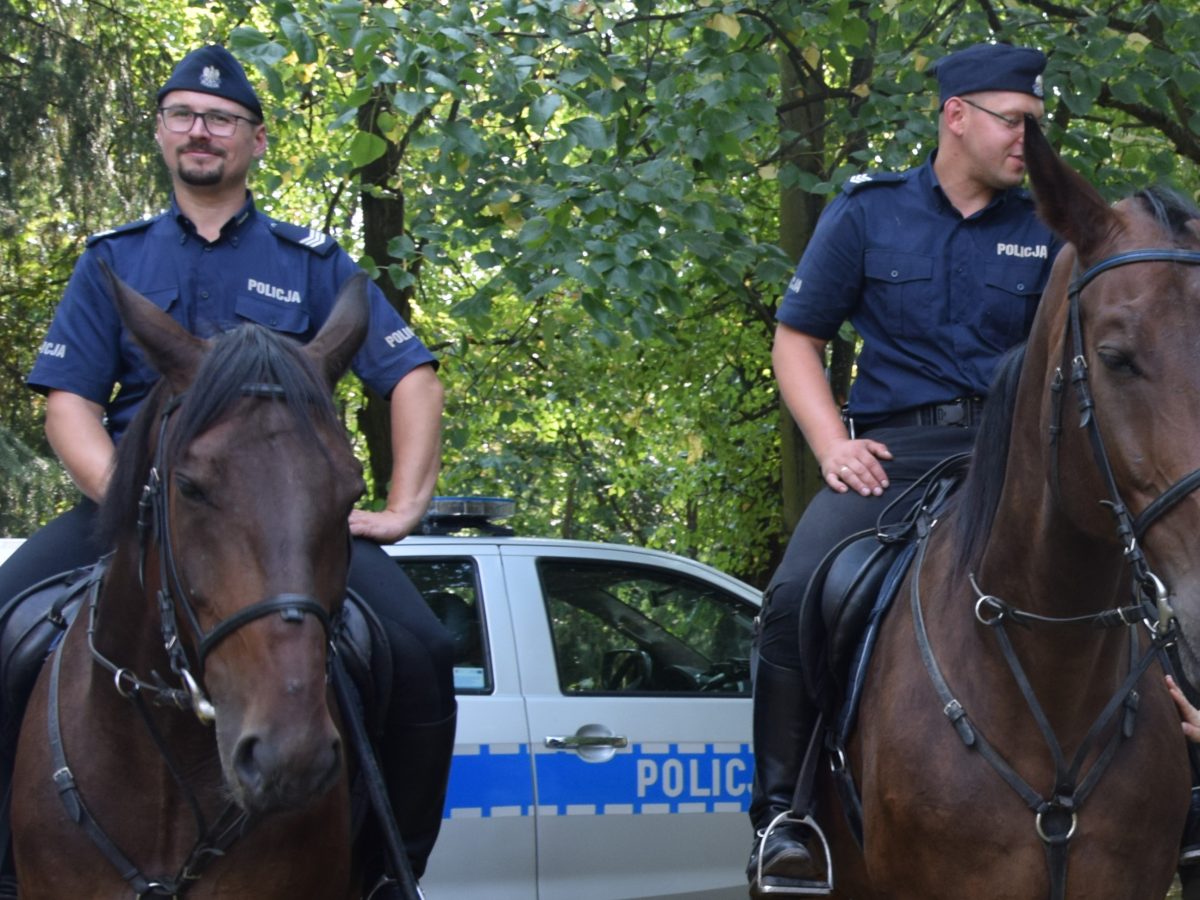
564, 117, 610, 150
529, 92, 563, 131
279, 14, 318, 64
349, 131, 389, 167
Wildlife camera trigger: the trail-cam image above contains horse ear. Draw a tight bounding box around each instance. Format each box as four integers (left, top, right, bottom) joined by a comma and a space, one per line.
1023, 115, 1116, 258
304, 273, 370, 387
99, 260, 206, 392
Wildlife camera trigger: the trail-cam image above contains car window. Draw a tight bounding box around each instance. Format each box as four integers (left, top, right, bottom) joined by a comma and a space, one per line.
396, 557, 491, 694
537, 558, 755, 696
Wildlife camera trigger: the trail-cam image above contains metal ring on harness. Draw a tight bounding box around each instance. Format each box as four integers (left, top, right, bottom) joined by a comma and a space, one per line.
974, 594, 1007, 626
1035, 804, 1078, 845
137, 884, 178, 899
113, 667, 139, 700
828, 747, 848, 774
1135, 571, 1175, 638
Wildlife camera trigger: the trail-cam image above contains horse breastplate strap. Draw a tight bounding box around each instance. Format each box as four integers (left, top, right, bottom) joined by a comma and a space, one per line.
910, 535, 1162, 900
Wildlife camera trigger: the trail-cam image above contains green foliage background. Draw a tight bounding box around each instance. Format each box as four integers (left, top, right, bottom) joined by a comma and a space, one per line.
3, 0, 1200, 587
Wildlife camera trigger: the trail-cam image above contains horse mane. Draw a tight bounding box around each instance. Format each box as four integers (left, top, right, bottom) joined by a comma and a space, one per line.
98, 324, 342, 548
947, 342, 1027, 575
1132, 186, 1200, 243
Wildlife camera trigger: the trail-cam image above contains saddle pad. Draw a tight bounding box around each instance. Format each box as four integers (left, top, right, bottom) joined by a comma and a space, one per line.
835, 541, 919, 744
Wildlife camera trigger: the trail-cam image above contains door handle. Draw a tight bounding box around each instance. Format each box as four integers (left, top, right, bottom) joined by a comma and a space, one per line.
545, 734, 629, 749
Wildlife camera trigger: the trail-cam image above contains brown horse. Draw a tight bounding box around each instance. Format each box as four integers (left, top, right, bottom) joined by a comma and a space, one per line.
820, 120, 1198, 897
11, 271, 370, 898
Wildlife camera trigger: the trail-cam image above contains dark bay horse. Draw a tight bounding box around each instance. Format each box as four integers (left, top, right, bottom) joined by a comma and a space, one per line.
11, 271, 370, 898
821, 120, 1198, 898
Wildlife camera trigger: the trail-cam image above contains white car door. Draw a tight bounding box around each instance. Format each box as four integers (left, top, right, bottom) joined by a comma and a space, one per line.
501, 543, 758, 900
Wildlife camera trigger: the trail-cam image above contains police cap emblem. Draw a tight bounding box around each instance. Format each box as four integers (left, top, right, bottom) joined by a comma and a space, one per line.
200, 65, 222, 90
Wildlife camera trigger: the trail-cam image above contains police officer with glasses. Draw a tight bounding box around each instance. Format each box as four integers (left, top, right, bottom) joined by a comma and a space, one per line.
0, 44, 455, 900
747, 42, 1063, 896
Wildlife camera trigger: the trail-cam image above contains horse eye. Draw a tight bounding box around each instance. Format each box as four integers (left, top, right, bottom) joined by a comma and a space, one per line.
1097, 347, 1140, 377
175, 474, 208, 503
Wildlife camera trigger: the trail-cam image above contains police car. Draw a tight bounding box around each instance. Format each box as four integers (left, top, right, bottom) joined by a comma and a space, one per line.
405, 498, 758, 899
0, 498, 760, 898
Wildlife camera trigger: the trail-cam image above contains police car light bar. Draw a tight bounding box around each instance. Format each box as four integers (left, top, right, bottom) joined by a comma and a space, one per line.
421, 496, 515, 536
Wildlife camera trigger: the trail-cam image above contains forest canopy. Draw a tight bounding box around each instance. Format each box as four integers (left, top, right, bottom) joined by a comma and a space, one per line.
3, 0, 1199, 586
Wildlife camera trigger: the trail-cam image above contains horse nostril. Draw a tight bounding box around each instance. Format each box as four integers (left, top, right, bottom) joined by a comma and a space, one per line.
233, 734, 265, 796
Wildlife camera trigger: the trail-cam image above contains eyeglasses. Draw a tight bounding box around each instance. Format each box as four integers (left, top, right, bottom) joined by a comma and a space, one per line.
960, 98, 1042, 132
158, 106, 260, 137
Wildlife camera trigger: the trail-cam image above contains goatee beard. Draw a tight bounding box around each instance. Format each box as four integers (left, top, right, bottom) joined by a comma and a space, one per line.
178, 164, 223, 186
177, 144, 224, 186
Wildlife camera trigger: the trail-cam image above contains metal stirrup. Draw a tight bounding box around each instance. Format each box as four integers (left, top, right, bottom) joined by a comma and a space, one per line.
752, 811, 834, 896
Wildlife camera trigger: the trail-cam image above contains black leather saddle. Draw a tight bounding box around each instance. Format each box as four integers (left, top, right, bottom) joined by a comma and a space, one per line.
797, 454, 970, 710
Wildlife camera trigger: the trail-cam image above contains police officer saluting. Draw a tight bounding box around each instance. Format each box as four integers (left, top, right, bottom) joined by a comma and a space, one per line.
747, 43, 1062, 895
0, 45, 455, 898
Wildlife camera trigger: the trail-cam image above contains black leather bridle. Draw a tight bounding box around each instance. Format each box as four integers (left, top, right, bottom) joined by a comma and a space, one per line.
48, 382, 341, 897
135, 384, 335, 723
913, 247, 1200, 900
1052, 248, 1200, 635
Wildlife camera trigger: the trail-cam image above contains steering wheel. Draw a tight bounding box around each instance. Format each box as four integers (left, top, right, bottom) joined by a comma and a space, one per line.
602, 649, 652, 691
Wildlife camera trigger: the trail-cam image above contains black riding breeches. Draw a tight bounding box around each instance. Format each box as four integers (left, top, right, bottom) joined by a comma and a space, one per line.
757, 425, 978, 671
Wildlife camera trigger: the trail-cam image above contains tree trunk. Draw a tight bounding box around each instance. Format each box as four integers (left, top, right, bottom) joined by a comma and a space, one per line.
776, 53, 831, 534
355, 91, 410, 499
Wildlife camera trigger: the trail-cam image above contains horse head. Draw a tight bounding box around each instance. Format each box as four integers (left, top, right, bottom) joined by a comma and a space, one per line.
1021, 116, 1200, 684
99, 264, 368, 816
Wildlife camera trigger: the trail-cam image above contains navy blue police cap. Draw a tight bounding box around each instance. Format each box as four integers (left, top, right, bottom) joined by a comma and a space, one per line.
156, 45, 263, 121
932, 43, 1046, 109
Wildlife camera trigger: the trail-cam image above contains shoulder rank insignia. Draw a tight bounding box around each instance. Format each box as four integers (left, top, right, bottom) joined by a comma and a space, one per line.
841, 171, 907, 195
268, 219, 337, 257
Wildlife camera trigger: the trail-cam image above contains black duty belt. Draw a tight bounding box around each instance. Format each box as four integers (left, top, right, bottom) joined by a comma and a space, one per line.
852, 397, 986, 433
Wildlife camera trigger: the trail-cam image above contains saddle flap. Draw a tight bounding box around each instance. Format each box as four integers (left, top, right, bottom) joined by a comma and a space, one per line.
0, 565, 96, 721
797, 532, 905, 706
821, 536, 903, 683
335, 590, 393, 740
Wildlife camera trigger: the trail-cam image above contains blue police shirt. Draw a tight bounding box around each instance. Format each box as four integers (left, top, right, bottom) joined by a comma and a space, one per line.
776, 153, 1062, 422
29, 194, 437, 442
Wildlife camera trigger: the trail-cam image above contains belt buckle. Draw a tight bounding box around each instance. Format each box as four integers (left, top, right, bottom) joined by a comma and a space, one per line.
935, 401, 967, 426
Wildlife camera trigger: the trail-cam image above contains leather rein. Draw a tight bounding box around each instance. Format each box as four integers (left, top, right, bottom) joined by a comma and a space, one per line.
912, 248, 1200, 900
47, 383, 339, 898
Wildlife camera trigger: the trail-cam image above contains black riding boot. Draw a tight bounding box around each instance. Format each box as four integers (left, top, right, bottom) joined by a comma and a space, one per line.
1180, 786, 1200, 899
363, 708, 457, 897
746, 656, 827, 895
0, 644, 21, 899
0, 760, 16, 900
